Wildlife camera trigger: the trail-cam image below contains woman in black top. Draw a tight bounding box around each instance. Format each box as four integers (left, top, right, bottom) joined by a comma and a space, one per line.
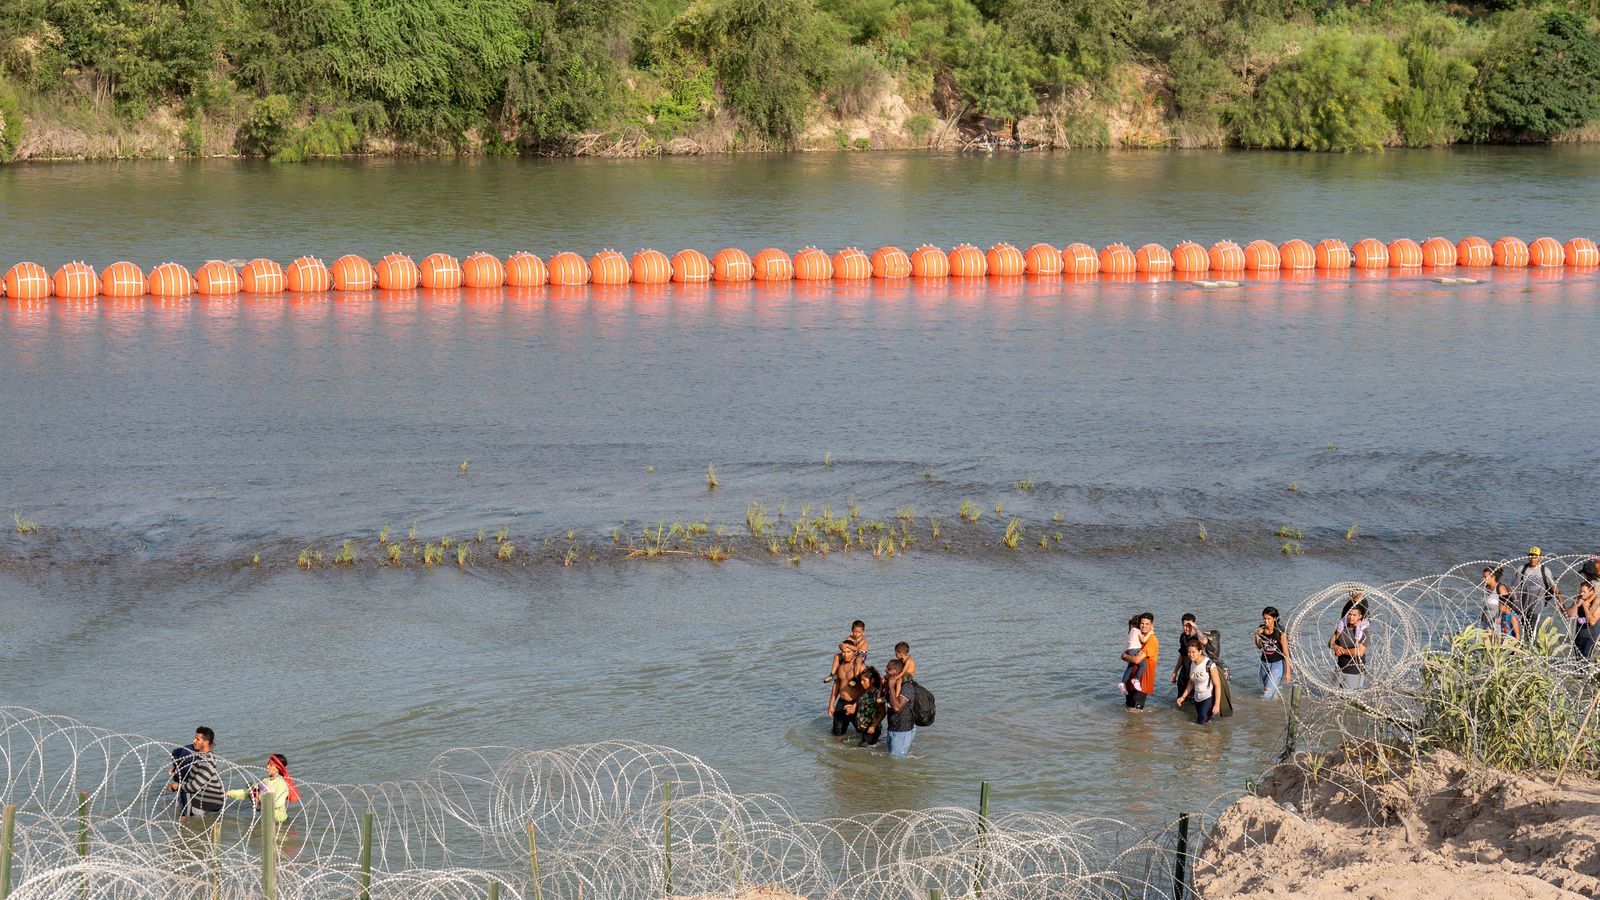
1255, 607, 1291, 699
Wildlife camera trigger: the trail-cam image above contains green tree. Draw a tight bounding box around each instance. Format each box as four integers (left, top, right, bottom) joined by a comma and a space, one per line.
1469, 10, 1600, 140
1235, 30, 1405, 151
1389, 17, 1475, 147
954, 24, 1039, 123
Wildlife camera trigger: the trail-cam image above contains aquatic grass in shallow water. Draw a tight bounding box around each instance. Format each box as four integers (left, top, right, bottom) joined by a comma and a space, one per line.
334, 540, 357, 566
379, 525, 390, 544
423, 544, 443, 566
11, 511, 37, 535
1274, 525, 1304, 539
1014, 478, 1035, 493
1002, 517, 1024, 549
706, 463, 718, 491
1346, 524, 1360, 541
456, 545, 470, 567
959, 501, 980, 523
387, 544, 403, 565
495, 541, 515, 561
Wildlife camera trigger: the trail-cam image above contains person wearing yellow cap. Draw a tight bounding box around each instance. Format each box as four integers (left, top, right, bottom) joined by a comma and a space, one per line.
1512, 547, 1561, 630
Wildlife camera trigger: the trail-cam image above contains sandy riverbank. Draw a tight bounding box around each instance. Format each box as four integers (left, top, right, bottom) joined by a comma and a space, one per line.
1197, 748, 1600, 898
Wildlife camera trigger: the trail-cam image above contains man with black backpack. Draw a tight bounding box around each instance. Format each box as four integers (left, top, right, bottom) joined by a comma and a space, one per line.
885, 658, 919, 757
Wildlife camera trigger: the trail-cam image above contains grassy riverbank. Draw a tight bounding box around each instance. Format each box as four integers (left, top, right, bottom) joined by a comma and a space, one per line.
1, 1, 1599, 161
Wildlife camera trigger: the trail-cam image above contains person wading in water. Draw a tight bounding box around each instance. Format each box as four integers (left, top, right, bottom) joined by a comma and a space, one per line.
1122, 613, 1158, 711
827, 641, 866, 737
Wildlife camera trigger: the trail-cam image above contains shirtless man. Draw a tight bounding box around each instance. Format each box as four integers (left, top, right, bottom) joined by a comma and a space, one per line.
827, 642, 867, 736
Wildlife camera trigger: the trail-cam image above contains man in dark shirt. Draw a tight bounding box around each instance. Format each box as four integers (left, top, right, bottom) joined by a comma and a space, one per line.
885, 658, 917, 758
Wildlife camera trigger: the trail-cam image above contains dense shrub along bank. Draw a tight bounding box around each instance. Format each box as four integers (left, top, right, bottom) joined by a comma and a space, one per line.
1, 0, 1599, 160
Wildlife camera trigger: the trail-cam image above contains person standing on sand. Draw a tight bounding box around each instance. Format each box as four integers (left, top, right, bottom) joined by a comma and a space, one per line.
1329, 603, 1369, 690
884, 658, 917, 757
827, 641, 866, 737
1255, 607, 1291, 700
1123, 613, 1158, 711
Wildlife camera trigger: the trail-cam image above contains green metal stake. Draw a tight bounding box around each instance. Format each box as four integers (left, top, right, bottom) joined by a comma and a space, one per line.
974, 781, 991, 899
487, 880, 500, 900
359, 812, 374, 900
662, 782, 674, 897
261, 791, 280, 900
929, 889, 943, 900
1173, 812, 1191, 900
526, 823, 543, 900
1281, 683, 1303, 761
0, 803, 16, 900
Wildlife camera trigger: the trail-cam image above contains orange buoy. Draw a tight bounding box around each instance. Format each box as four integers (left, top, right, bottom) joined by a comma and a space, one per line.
1313, 239, 1350, 271
589, 249, 630, 285
195, 260, 241, 296
985, 243, 1024, 277
871, 246, 912, 279
462, 252, 506, 288
630, 249, 673, 284
1023, 243, 1062, 276
948, 244, 987, 277
1134, 243, 1173, 274
1456, 237, 1492, 268
1563, 237, 1598, 267
54, 262, 99, 299
147, 262, 194, 297
4, 262, 52, 300
1528, 237, 1564, 268
376, 253, 420, 290
1207, 241, 1245, 272
1387, 238, 1423, 268
1097, 244, 1135, 275
285, 257, 332, 292
550, 251, 593, 286
1172, 242, 1208, 274
752, 248, 794, 281
330, 254, 376, 291
1420, 237, 1456, 268
1491, 236, 1528, 267
1062, 243, 1100, 276
241, 258, 286, 294
506, 252, 548, 287
1243, 240, 1280, 271
1277, 239, 1314, 270
832, 248, 872, 280
1351, 239, 1388, 269
100, 261, 146, 298
791, 247, 831, 281
910, 245, 949, 279
419, 253, 463, 289
670, 249, 711, 283
712, 248, 753, 283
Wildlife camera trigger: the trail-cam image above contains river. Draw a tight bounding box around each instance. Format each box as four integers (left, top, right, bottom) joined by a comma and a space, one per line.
1, 149, 1597, 826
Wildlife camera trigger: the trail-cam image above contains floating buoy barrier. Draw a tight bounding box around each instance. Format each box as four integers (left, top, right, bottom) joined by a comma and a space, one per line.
419, 253, 463, 290
376, 253, 419, 291
985, 243, 1025, 277
948, 244, 986, 278
1063, 243, 1100, 276
1456, 236, 1492, 268
1023, 243, 1062, 276
1352, 238, 1388, 269
54, 262, 98, 299
712, 248, 752, 283
4, 235, 1596, 301
909, 245, 948, 279
241, 258, 286, 294
463, 252, 506, 288
871, 246, 912, 279
287, 256, 332, 293
1388, 238, 1423, 268
1099, 243, 1136, 276
330, 254, 375, 291
1313, 239, 1350, 271
669, 250, 709, 284
101, 261, 146, 298
752, 247, 794, 282
549, 251, 591, 286
629, 249, 672, 285
1207, 241, 1244, 272
148, 262, 194, 297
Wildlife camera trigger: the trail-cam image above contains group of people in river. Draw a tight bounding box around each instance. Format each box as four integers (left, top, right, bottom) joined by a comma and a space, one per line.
167, 726, 298, 823
825, 620, 923, 757
1117, 548, 1600, 727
